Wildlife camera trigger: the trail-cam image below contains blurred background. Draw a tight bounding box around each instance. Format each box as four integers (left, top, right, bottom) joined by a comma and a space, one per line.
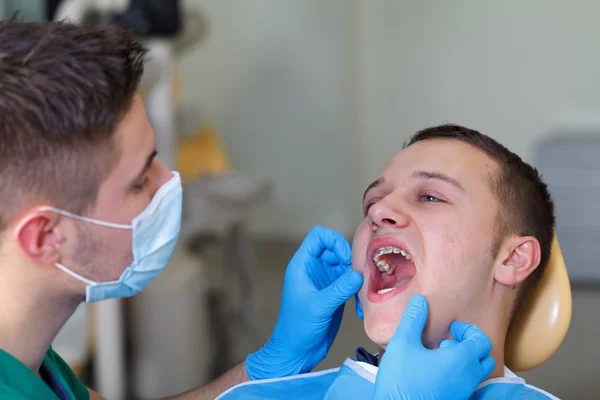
2, 0, 600, 398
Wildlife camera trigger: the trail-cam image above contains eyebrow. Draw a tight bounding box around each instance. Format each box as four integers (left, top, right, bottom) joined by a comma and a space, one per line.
131, 149, 157, 186
411, 170, 466, 193
363, 177, 385, 203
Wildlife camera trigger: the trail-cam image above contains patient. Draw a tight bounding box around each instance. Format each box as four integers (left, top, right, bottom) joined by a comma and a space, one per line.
352, 124, 558, 398
217, 124, 560, 399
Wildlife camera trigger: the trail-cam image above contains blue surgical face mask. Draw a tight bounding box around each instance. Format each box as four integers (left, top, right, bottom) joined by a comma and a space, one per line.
40, 171, 182, 303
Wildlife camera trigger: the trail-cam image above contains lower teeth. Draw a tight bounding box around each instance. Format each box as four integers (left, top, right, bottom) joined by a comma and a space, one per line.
377, 287, 397, 295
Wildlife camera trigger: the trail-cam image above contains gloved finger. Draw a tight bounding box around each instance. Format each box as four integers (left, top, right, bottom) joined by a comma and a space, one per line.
326, 304, 346, 349
302, 226, 352, 266
355, 293, 364, 320
480, 355, 496, 379
390, 294, 429, 346
321, 264, 350, 288
319, 270, 363, 313
439, 338, 459, 348
451, 321, 492, 360
321, 249, 349, 267
450, 321, 489, 343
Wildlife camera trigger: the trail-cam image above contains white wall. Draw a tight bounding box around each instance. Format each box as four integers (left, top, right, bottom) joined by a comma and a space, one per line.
180, 0, 600, 238
358, 0, 600, 189
180, 0, 360, 237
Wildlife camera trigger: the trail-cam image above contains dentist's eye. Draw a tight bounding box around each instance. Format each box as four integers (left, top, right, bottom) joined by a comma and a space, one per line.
133, 176, 150, 192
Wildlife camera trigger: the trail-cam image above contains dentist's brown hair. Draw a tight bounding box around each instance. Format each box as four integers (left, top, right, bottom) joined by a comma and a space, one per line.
0, 15, 147, 234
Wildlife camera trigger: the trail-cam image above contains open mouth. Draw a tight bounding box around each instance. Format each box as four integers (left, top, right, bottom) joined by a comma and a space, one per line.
368, 241, 416, 302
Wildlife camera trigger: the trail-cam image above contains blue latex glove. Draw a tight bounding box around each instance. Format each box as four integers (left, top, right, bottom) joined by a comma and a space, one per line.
246, 226, 364, 380
373, 295, 496, 400
355, 293, 364, 319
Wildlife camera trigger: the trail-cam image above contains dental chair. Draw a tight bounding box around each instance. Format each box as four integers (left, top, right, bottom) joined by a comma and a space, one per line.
505, 235, 572, 371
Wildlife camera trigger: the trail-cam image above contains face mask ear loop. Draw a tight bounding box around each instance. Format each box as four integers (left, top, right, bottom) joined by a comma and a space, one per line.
38, 206, 132, 229
54, 262, 98, 286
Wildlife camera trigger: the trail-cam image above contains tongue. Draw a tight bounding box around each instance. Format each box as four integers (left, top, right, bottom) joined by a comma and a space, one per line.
376, 271, 402, 290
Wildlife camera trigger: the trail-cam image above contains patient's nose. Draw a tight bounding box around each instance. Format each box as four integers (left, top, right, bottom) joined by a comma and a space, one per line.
368, 199, 409, 229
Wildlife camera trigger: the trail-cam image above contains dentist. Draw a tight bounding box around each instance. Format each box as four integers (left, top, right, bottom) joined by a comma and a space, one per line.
0, 16, 492, 400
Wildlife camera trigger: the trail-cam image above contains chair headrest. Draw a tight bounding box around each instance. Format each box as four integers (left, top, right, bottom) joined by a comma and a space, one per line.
504, 235, 572, 371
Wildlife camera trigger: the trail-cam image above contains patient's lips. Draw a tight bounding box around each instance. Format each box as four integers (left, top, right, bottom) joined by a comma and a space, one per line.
367, 236, 417, 303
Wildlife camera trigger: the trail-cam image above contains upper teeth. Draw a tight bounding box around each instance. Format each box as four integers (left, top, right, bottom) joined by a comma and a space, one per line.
373, 246, 411, 261
372, 246, 412, 274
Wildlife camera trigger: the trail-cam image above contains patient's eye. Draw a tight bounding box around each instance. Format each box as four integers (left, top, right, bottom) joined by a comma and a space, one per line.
363, 198, 379, 215
421, 194, 440, 202
363, 201, 374, 215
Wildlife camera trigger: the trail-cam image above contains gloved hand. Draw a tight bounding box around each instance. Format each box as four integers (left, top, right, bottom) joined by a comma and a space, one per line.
246, 226, 364, 380
373, 295, 496, 400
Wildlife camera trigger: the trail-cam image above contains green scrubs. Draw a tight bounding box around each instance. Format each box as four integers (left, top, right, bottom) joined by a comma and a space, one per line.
0, 347, 90, 399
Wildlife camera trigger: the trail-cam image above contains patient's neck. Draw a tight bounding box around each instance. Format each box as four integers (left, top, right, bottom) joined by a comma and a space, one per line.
473, 319, 506, 379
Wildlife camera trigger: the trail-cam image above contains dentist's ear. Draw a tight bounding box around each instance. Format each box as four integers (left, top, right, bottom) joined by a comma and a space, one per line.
493, 236, 541, 286
15, 210, 64, 266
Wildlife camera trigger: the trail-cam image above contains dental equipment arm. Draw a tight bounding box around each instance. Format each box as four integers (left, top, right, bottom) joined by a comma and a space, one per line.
374, 295, 495, 400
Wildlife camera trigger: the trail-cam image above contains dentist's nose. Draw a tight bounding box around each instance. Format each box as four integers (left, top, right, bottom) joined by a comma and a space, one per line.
368, 198, 409, 230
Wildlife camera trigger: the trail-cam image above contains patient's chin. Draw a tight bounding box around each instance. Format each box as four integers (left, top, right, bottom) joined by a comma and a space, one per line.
363, 311, 442, 350
363, 313, 402, 349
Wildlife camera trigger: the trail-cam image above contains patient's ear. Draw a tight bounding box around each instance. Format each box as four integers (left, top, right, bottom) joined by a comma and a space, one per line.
494, 236, 541, 286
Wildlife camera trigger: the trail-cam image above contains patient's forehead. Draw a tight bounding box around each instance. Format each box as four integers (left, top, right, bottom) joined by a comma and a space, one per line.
382, 138, 499, 189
